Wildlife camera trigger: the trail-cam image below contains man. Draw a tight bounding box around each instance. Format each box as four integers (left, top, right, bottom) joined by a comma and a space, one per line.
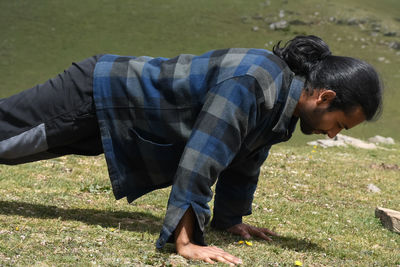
0, 35, 382, 265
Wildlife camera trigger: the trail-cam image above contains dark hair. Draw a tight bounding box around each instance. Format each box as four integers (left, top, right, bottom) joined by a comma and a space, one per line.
273, 35, 383, 121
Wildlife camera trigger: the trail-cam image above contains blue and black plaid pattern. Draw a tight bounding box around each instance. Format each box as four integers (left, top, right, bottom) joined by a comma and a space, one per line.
92, 48, 304, 248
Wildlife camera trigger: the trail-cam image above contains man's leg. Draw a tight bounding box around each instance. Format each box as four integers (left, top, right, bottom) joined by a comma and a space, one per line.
0, 55, 104, 165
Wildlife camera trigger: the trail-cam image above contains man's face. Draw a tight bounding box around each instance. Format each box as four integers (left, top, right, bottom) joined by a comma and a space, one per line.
298, 105, 366, 138
296, 89, 366, 138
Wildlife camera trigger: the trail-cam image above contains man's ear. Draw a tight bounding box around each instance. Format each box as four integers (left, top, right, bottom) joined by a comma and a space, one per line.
316, 90, 336, 106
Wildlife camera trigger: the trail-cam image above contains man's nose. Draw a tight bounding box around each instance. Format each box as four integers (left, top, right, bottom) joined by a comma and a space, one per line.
327, 128, 342, 138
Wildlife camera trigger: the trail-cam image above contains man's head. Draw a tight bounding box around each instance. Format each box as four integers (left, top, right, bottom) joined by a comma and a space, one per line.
274, 35, 383, 137
294, 89, 366, 138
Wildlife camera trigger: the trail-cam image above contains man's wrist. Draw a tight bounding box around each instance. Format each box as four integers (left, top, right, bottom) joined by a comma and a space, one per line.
174, 207, 195, 248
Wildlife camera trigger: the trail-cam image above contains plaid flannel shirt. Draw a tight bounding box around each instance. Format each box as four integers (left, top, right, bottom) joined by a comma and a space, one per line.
92, 48, 304, 248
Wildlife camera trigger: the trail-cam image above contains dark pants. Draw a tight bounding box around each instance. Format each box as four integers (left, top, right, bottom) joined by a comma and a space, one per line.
0, 55, 104, 165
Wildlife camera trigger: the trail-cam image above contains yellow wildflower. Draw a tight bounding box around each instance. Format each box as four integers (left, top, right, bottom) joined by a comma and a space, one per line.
245, 241, 253, 246
15, 226, 19, 231
313, 145, 317, 149
311, 150, 316, 153
237, 240, 244, 244
110, 228, 116, 232
295, 260, 303, 266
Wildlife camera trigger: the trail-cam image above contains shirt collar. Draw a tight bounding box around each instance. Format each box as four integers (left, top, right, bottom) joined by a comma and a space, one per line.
272, 75, 305, 133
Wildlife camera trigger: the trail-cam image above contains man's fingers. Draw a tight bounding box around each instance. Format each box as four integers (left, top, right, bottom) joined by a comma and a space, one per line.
210, 245, 225, 252
248, 226, 278, 238
255, 231, 273, 241
204, 257, 215, 264
213, 255, 235, 266
213, 250, 242, 265
203, 246, 242, 265
261, 228, 279, 237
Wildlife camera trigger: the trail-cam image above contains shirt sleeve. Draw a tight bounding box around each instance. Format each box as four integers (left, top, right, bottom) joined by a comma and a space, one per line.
156, 76, 259, 248
210, 146, 270, 230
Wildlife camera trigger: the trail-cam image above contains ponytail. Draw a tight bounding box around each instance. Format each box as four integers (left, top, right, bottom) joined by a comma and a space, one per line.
273, 35, 383, 121
273, 35, 331, 77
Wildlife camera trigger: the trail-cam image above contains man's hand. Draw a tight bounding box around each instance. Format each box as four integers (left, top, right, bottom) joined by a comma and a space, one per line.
176, 242, 242, 265
226, 223, 278, 241
175, 207, 242, 265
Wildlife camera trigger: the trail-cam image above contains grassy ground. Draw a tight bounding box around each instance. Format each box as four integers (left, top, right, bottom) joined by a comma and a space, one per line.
0, 142, 399, 266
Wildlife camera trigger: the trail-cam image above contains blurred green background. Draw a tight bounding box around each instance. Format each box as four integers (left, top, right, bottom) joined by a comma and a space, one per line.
0, 0, 399, 144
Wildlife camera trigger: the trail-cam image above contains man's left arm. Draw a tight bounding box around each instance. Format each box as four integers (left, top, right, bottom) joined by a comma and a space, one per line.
211, 146, 278, 241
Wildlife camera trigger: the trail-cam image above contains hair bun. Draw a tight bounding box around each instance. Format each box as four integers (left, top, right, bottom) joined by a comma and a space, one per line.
273, 35, 331, 76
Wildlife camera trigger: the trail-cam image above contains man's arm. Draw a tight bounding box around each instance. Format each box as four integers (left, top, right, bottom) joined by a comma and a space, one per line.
174, 207, 242, 265
156, 76, 262, 264
211, 146, 278, 240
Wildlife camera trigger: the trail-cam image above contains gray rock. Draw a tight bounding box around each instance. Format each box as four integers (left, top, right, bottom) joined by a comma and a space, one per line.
307, 134, 377, 149
347, 18, 358, 25
389, 41, 400, 50
241, 16, 250, 24
368, 135, 395, 145
367, 184, 381, 193
262, 0, 271, 6
289, 19, 308, 25
269, 20, 288, 30
384, 31, 397, 37
375, 207, 400, 234
252, 14, 263, 20
252, 26, 260, 32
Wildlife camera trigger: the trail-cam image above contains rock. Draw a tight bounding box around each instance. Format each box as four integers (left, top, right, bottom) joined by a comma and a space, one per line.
371, 22, 381, 31
241, 16, 250, 24
262, 0, 271, 6
289, 19, 308, 25
370, 163, 399, 171
368, 135, 395, 145
335, 18, 346, 25
367, 183, 381, 193
384, 31, 397, 37
307, 139, 347, 148
252, 26, 260, 32
388, 41, 400, 50
375, 207, 400, 234
269, 20, 288, 30
252, 14, 263, 20
335, 134, 377, 149
347, 18, 358, 25
307, 134, 377, 149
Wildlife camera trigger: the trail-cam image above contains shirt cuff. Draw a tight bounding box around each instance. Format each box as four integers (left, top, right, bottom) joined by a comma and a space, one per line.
210, 213, 243, 230
156, 203, 209, 249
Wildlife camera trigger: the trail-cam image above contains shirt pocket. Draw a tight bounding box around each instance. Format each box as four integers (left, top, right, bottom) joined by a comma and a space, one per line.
129, 128, 173, 147
126, 127, 180, 185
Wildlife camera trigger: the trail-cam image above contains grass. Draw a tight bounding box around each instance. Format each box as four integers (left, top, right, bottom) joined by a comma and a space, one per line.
0, 142, 399, 266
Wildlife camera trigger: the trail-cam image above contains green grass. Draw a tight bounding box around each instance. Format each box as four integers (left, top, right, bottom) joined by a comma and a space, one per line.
0, 143, 399, 266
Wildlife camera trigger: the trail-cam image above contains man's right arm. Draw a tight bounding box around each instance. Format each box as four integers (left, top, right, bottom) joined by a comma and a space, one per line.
174, 207, 243, 265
